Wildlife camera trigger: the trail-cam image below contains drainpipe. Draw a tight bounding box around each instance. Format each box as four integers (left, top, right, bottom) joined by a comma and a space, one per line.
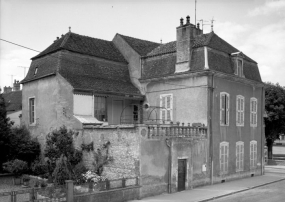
166, 138, 172, 193
209, 72, 215, 185
261, 85, 265, 175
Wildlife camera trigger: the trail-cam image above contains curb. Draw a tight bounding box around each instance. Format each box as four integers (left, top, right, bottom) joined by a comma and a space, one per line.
195, 177, 285, 202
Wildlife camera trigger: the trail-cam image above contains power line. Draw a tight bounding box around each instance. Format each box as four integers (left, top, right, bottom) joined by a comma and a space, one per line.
1, 38, 206, 90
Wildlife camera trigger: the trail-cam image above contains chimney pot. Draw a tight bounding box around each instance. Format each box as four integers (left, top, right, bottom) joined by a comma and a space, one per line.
180, 18, 184, 26
186, 15, 190, 24
197, 23, 200, 29
57, 37, 59, 40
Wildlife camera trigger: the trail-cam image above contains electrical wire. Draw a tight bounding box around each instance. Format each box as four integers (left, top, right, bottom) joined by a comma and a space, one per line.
1, 38, 209, 90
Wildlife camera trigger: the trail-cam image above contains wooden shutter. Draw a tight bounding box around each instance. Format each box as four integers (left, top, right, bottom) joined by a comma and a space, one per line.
226, 95, 230, 125
161, 96, 166, 121
236, 143, 239, 170
254, 143, 257, 166
220, 144, 224, 172
166, 96, 172, 121
250, 142, 254, 168
225, 144, 229, 172
220, 94, 225, 125
241, 98, 244, 125
241, 143, 244, 170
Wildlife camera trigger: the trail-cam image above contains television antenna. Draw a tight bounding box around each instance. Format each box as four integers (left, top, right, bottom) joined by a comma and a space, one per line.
18, 66, 28, 77
199, 17, 215, 32
7, 74, 16, 86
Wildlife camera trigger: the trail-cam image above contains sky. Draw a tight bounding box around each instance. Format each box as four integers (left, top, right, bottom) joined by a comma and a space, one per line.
1, 0, 285, 90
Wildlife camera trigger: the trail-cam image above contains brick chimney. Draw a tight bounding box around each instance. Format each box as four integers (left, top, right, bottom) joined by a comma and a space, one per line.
175, 16, 203, 73
13, 80, 20, 91
4, 86, 12, 93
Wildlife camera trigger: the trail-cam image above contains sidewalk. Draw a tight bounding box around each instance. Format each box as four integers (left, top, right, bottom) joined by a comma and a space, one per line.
130, 166, 285, 202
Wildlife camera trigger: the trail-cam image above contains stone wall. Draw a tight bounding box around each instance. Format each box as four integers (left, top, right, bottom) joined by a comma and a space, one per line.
74, 126, 140, 180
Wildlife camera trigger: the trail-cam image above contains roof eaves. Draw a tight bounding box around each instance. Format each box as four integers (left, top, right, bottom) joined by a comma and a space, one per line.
20, 73, 56, 84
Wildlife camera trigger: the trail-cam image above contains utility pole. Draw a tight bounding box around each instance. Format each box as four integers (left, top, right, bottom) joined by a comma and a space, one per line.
18, 66, 28, 77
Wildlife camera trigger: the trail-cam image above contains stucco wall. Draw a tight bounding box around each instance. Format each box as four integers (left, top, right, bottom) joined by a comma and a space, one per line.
211, 76, 263, 180
22, 74, 81, 148
140, 129, 209, 198
74, 126, 140, 180
144, 75, 208, 125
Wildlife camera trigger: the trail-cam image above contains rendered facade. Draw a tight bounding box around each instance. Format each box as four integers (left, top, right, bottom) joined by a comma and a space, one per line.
21, 15, 264, 198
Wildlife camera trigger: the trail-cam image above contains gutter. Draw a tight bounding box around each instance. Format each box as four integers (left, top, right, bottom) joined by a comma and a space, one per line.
261, 86, 265, 175
166, 138, 172, 193
209, 72, 215, 185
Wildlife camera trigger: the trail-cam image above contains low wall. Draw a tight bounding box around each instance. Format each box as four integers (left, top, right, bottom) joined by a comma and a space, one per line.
74, 186, 140, 202
0, 174, 14, 185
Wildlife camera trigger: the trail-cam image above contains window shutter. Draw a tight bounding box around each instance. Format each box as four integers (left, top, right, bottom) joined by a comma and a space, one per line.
166, 96, 172, 121
220, 94, 225, 124
220, 144, 224, 172
225, 144, 228, 172
250, 143, 253, 168
236, 144, 239, 169
254, 143, 257, 166
241, 98, 244, 125
226, 95, 230, 125
241, 144, 244, 170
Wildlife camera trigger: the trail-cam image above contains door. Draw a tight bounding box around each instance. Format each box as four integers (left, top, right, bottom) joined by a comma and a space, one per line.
178, 159, 186, 191
112, 100, 123, 124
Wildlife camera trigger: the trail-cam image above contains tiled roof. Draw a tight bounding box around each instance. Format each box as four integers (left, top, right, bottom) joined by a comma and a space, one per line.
2, 90, 22, 112
59, 52, 142, 96
32, 32, 127, 63
21, 52, 59, 84
117, 34, 160, 56
142, 32, 261, 82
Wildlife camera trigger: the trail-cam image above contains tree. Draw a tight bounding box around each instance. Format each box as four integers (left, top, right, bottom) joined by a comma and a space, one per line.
264, 82, 285, 159
44, 126, 82, 183
0, 94, 13, 172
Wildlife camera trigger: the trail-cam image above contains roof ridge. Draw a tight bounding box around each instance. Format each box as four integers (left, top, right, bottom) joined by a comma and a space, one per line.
117, 33, 160, 45
71, 32, 112, 43
60, 32, 71, 47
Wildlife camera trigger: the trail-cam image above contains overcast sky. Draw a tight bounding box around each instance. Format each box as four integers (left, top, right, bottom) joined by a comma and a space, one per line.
1, 0, 285, 89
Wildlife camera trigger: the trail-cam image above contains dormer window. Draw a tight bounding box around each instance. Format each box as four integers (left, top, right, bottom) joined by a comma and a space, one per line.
34, 67, 38, 76
237, 59, 243, 77
231, 52, 244, 78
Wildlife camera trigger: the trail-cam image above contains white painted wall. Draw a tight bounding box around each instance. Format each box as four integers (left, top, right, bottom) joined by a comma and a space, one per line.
73, 94, 93, 116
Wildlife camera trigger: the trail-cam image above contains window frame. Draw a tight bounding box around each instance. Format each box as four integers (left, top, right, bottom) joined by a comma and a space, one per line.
160, 94, 173, 122
94, 96, 107, 122
250, 140, 257, 169
220, 141, 229, 175
28, 97, 36, 125
236, 141, 244, 172
236, 58, 243, 77
236, 95, 245, 126
250, 98, 258, 127
220, 92, 230, 126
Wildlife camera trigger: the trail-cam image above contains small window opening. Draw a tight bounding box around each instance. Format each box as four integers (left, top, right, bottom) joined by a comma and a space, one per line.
251, 174, 254, 177
221, 179, 226, 183
34, 67, 38, 76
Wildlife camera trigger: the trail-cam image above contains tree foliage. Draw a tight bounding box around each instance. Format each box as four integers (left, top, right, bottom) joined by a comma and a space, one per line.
0, 94, 13, 171
44, 126, 83, 184
265, 82, 285, 141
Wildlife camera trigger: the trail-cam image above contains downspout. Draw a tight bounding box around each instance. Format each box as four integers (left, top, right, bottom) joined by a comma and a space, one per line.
261, 85, 265, 175
166, 138, 172, 193
210, 72, 215, 185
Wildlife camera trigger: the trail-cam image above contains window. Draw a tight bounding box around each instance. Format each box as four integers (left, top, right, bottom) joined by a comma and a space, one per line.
235, 59, 243, 77
29, 98, 35, 124
236, 95, 244, 126
220, 142, 229, 174
133, 105, 139, 122
160, 94, 173, 122
94, 96, 107, 121
236, 141, 244, 172
250, 98, 257, 127
220, 93, 230, 126
250, 140, 257, 169
34, 67, 38, 76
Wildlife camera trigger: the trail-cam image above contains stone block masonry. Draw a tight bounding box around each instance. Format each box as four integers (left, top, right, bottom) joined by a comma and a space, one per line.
74, 125, 140, 180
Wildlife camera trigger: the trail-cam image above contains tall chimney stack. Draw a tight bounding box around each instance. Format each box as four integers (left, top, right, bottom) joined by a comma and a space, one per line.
175, 16, 192, 73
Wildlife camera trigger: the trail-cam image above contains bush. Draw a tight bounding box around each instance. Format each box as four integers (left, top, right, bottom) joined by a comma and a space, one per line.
3, 159, 28, 177
52, 155, 73, 185
31, 160, 49, 178
73, 162, 88, 184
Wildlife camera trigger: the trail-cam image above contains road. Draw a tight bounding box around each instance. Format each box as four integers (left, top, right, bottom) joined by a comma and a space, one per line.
211, 180, 285, 202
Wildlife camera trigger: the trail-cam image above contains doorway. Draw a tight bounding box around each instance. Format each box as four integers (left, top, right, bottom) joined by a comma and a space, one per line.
178, 159, 187, 191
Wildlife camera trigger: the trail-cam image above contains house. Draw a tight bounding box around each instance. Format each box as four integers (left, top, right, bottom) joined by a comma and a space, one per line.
21, 15, 264, 199
1, 80, 22, 126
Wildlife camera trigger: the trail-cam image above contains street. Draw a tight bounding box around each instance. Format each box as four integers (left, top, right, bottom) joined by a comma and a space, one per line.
211, 180, 285, 202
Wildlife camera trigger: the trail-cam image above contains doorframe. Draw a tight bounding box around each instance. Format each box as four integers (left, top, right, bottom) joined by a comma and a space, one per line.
177, 157, 189, 191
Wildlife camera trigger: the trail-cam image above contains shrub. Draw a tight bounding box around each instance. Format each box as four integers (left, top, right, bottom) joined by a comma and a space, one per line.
73, 162, 88, 184
52, 155, 73, 185
31, 160, 49, 178
3, 159, 28, 177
